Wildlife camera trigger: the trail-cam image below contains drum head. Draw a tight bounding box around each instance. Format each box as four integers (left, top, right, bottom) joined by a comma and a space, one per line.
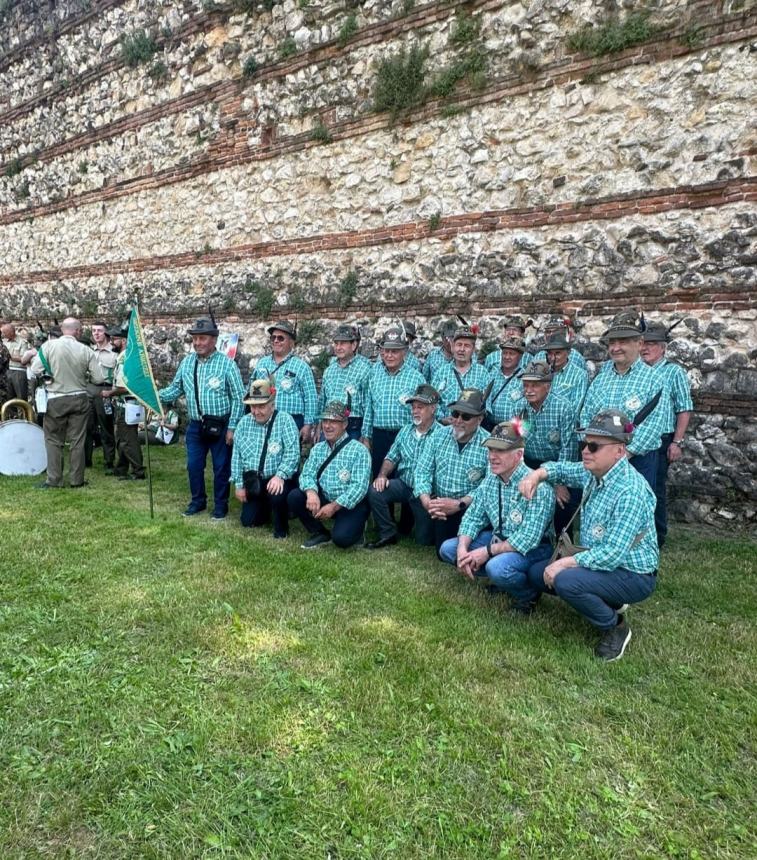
0, 420, 47, 476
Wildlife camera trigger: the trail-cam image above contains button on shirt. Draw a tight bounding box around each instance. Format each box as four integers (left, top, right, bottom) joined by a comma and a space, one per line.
580, 358, 666, 457
486, 369, 524, 423
320, 354, 372, 417
431, 361, 491, 418
544, 458, 659, 574
231, 411, 300, 485
385, 421, 441, 490
300, 434, 371, 509
159, 351, 245, 429
253, 353, 318, 425
362, 361, 426, 439
651, 358, 693, 433
414, 425, 490, 499
92, 344, 118, 384
460, 461, 555, 554
512, 391, 579, 463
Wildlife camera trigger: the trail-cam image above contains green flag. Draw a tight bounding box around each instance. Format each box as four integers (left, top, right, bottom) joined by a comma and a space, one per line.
122, 308, 163, 417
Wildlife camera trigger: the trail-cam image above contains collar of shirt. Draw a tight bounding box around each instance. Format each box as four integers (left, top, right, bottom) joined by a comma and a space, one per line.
499, 460, 529, 489
594, 456, 627, 490
196, 349, 219, 363
329, 432, 349, 448
611, 357, 642, 377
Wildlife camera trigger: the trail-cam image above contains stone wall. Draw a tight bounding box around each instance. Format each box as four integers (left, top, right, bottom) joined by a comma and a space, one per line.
0, 0, 755, 528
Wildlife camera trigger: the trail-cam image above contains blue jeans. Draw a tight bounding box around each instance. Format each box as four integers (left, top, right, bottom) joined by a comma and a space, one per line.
440, 531, 553, 607
526, 560, 657, 630
629, 448, 659, 493
185, 420, 232, 514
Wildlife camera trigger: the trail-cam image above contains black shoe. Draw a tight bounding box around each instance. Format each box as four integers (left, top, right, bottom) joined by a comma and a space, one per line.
210, 510, 228, 521
35, 481, 62, 489
364, 535, 398, 550
69, 481, 89, 488
104, 467, 115, 476
301, 532, 331, 549
273, 531, 288, 540
595, 617, 632, 662
182, 505, 207, 517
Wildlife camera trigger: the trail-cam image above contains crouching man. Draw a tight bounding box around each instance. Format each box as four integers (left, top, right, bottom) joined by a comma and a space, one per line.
288, 400, 371, 549
439, 421, 555, 613
519, 409, 659, 662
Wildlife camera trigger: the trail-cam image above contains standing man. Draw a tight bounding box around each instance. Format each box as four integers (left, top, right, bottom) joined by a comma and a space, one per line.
641, 321, 693, 548
520, 409, 659, 662
365, 383, 441, 549
252, 321, 317, 443
319, 324, 372, 440
86, 320, 118, 474
401, 320, 423, 373
485, 335, 526, 426
544, 331, 589, 414
484, 315, 530, 372
361, 327, 425, 477
431, 324, 490, 421
423, 320, 457, 383
288, 400, 371, 549
532, 315, 588, 371
102, 324, 145, 482
414, 387, 491, 553
439, 421, 555, 612
159, 315, 245, 519
30, 317, 105, 489
1, 322, 30, 402
580, 310, 666, 492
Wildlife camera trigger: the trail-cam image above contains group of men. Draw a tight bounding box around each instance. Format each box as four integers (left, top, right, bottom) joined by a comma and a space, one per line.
11, 307, 693, 661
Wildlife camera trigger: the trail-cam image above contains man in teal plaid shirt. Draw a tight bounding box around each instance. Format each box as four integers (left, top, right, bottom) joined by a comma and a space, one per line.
544, 332, 589, 415
431, 324, 490, 420
484, 335, 525, 426
159, 315, 245, 519
318, 324, 372, 440
520, 409, 659, 662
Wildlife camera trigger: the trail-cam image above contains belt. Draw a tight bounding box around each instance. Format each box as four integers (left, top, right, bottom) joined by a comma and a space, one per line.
47, 390, 87, 399
9, 365, 25, 372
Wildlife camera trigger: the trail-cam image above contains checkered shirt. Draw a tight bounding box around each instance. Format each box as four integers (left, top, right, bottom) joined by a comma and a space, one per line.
300, 434, 371, 509
431, 361, 491, 417
547, 362, 589, 414
414, 425, 490, 499
159, 350, 245, 429
651, 358, 693, 433
230, 411, 301, 485
544, 458, 659, 573
423, 347, 452, 382
253, 353, 318, 425
486, 368, 525, 424
362, 362, 426, 439
533, 347, 587, 371
513, 390, 579, 463
460, 461, 555, 555
580, 358, 666, 456
320, 354, 372, 418
483, 349, 530, 373
385, 420, 442, 490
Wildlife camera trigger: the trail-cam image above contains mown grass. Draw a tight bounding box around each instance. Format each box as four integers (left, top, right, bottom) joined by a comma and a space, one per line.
1, 446, 755, 857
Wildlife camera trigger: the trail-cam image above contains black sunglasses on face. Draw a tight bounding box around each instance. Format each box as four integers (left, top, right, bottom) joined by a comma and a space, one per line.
451, 411, 476, 421
270, 335, 288, 342
579, 440, 618, 453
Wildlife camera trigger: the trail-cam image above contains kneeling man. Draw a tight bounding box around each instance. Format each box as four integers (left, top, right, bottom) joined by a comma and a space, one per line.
288, 400, 371, 549
439, 421, 555, 612
519, 409, 659, 661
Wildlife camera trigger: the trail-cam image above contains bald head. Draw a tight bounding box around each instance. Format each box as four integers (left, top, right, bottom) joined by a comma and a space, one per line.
61, 317, 82, 336
0, 323, 14, 340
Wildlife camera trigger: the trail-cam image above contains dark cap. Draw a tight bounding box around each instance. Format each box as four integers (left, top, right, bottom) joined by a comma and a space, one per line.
267, 320, 296, 339
439, 319, 458, 338
500, 335, 526, 354
379, 328, 408, 349
578, 409, 634, 443
453, 324, 479, 341
501, 315, 528, 332
642, 321, 668, 343
544, 332, 572, 351
333, 324, 360, 342
320, 400, 350, 422
602, 309, 643, 341
188, 316, 219, 337
107, 323, 128, 338
406, 383, 440, 405
482, 420, 526, 451
402, 320, 417, 338
545, 315, 572, 332
520, 360, 553, 382
449, 386, 489, 416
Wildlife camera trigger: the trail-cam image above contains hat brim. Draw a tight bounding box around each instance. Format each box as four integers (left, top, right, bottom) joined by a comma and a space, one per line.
578, 427, 630, 443
544, 342, 572, 351
380, 343, 407, 350
267, 325, 295, 339
244, 395, 274, 406
320, 413, 348, 422
520, 374, 551, 383
449, 402, 483, 416
188, 327, 219, 336
333, 335, 357, 342
406, 396, 437, 405
602, 327, 642, 340
482, 437, 523, 451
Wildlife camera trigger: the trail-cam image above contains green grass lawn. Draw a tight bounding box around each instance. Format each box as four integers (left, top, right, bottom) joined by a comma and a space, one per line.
1, 445, 755, 858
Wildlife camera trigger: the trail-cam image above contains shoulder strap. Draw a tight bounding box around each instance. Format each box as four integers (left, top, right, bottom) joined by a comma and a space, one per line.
37, 346, 53, 378
490, 372, 517, 406
192, 354, 204, 417
559, 478, 594, 537
452, 367, 465, 393
633, 389, 662, 426
316, 437, 350, 487
258, 411, 278, 473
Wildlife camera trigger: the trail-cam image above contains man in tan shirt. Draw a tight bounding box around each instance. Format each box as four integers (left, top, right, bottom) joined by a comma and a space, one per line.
0, 322, 30, 401
86, 321, 118, 474
31, 317, 105, 488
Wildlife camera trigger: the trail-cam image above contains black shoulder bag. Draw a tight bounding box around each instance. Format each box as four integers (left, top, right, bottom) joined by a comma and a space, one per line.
243, 412, 277, 500
194, 355, 228, 442
315, 437, 351, 495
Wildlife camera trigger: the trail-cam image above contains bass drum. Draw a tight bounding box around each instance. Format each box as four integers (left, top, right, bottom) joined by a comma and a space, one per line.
0, 419, 47, 476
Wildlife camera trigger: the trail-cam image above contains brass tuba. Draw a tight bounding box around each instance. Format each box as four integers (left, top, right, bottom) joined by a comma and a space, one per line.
1, 398, 35, 423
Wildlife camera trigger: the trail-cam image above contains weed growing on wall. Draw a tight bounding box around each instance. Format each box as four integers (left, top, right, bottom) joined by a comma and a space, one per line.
5, 157, 23, 178
567, 13, 658, 57
373, 44, 429, 120
311, 349, 331, 375
244, 277, 275, 318
297, 320, 325, 346
311, 121, 333, 144
337, 13, 358, 49
338, 271, 359, 303
278, 36, 297, 60
121, 30, 158, 67
242, 56, 259, 78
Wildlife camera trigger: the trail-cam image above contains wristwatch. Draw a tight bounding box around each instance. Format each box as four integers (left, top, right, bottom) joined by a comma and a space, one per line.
673, 438, 685, 447
458, 500, 468, 513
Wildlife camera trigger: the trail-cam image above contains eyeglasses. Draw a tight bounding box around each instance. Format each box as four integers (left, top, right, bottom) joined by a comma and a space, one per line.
451, 411, 476, 421
579, 440, 618, 453
270, 335, 288, 342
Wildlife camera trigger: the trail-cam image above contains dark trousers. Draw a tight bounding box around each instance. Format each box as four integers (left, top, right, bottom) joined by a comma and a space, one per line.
371, 428, 399, 478
368, 479, 434, 545
42, 393, 89, 487
433, 509, 464, 556
287, 488, 369, 548
114, 410, 145, 478
241, 477, 298, 536
185, 419, 231, 514
655, 433, 673, 548
87, 388, 116, 467
7, 369, 28, 401
629, 449, 659, 493
291, 413, 304, 431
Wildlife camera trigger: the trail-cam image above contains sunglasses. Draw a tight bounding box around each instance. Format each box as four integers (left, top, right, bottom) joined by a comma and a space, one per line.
579, 440, 618, 453
451, 411, 476, 421
270, 335, 288, 342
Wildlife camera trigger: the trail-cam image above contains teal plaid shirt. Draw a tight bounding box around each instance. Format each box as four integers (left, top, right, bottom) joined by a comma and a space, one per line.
461, 461, 555, 554
544, 458, 659, 573
423, 347, 452, 382
320, 354, 372, 417
486, 368, 524, 423
651, 358, 693, 433
414, 425, 490, 499
513, 391, 579, 463
431, 361, 491, 417
253, 353, 318, 425
483, 349, 530, 373
230, 411, 300, 485
300, 434, 371, 509
385, 421, 441, 490
548, 361, 589, 413
362, 362, 426, 439
159, 351, 244, 429
533, 347, 587, 370
581, 358, 666, 456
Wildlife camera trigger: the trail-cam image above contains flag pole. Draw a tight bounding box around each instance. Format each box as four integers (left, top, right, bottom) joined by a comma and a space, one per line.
144, 407, 155, 520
